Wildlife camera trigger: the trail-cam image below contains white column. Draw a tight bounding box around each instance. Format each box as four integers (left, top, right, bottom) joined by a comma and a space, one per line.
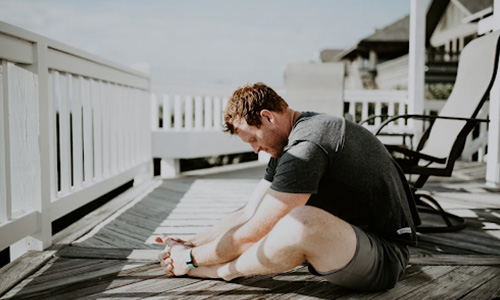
487, 0, 500, 188
408, 0, 426, 136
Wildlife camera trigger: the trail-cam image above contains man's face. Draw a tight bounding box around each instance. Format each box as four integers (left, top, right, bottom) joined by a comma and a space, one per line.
234, 115, 288, 158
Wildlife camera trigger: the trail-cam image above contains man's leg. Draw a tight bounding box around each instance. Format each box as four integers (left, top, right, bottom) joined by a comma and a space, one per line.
189, 205, 357, 280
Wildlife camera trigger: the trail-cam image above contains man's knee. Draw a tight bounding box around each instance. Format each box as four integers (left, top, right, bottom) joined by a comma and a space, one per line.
272, 206, 338, 244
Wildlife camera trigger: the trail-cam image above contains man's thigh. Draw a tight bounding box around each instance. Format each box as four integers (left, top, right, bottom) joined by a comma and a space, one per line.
308, 224, 410, 291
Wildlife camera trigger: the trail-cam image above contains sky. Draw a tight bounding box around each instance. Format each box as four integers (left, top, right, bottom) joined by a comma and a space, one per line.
0, 0, 411, 88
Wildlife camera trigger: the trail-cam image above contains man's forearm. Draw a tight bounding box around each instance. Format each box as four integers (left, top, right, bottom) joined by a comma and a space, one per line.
188, 208, 247, 246
188, 180, 271, 247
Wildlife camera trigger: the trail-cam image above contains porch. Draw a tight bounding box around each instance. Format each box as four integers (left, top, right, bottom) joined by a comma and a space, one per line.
1, 161, 500, 299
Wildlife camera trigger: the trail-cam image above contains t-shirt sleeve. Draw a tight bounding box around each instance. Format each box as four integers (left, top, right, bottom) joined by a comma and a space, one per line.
270, 141, 329, 194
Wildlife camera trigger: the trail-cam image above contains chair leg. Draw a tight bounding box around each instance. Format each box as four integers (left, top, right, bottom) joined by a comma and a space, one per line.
414, 193, 467, 233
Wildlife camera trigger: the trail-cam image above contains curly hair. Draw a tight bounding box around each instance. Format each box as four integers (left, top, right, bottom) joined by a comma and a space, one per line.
224, 82, 288, 134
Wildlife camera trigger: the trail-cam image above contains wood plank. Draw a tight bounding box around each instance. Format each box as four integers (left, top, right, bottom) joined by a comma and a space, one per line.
348, 266, 458, 300
460, 272, 500, 300
78, 274, 200, 300
0, 250, 55, 297
146, 266, 315, 300
2, 257, 151, 298
56, 247, 158, 261
402, 266, 500, 300
409, 254, 500, 265
3, 259, 159, 300
223, 268, 321, 300
51, 178, 161, 247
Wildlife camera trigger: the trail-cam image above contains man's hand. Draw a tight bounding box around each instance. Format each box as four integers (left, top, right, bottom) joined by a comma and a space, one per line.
156, 236, 193, 276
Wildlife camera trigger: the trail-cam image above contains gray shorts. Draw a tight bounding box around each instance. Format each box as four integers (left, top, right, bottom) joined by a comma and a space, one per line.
308, 225, 410, 291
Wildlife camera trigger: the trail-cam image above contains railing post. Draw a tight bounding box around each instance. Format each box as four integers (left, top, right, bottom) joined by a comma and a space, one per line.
34, 42, 52, 250
13, 42, 53, 255
408, 0, 425, 132
0, 60, 12, 226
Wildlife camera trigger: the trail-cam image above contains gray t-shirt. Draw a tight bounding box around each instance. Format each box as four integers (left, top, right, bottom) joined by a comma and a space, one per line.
264, 112, 418, 245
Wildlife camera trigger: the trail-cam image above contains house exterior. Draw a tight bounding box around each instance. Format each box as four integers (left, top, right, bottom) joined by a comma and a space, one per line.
322, 0, 493, 97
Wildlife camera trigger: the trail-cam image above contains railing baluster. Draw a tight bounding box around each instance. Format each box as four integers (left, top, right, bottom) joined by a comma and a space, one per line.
162, 94, 171, 130
374, 101, 382, 127
109, 83, 118, 175
56, 72, 72, 195
71, 75, 83, 189
185, 95, 193, 129
204, 96, 213, 129
102, 82, 111, 177
81, 76, 93, 184
213, 97, 222, 129
195, 96, 203, 130
91, 79, 103, 180
174, 95, 182, 130
361, 100, 369, 125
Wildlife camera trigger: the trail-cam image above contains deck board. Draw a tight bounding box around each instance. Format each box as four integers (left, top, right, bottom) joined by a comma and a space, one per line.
2, 162, 500, 299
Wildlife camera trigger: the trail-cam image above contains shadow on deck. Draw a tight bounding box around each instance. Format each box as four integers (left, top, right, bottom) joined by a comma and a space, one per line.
1, 162, 500, 299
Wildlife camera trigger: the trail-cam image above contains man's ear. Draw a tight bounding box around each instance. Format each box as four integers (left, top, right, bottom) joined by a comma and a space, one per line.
260, 110, 274, 123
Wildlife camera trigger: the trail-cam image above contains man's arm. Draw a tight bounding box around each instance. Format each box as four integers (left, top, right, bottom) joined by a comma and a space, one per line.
187, 179, 271, 246
160, 189, 310, 277
190, 188, 310, 266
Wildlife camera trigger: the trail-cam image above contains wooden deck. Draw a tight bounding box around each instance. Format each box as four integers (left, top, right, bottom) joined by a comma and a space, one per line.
1, 162, 500, 299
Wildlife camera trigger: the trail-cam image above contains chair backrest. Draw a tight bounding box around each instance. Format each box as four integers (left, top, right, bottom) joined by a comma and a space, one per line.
419, 30, 500, 162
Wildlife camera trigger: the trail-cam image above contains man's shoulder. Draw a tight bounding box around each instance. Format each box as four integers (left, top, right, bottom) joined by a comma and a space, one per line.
290, 112, 345, 146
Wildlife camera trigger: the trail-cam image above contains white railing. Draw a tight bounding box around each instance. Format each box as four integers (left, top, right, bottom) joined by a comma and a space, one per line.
150, 93, 251, 177
0, 21, 153, 261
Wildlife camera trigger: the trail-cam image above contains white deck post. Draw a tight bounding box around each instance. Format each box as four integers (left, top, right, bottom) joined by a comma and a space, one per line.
32, 42, 52, 250
408, 0, 426, 139
486, 0, 500, 188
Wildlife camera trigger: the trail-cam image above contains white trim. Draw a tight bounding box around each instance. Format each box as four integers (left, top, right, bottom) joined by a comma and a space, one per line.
0, 32, 33, 64
0, 211, 38, 251
47, 48, 148, 90
0, 21, 147, 80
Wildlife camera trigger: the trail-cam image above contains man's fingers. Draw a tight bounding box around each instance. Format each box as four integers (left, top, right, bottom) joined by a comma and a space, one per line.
160, 257, 173, 267
172, 237, 195, 247
157, 251, 170, 261
163, 264, 173, 274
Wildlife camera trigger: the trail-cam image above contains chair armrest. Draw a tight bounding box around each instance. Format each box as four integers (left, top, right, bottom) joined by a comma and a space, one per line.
375, 114, 489, 135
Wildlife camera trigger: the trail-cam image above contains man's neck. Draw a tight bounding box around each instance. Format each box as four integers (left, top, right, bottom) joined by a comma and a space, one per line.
284, 109, 301, 135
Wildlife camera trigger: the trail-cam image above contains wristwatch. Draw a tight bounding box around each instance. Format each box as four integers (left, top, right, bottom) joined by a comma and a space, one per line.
186, 248, 198, 269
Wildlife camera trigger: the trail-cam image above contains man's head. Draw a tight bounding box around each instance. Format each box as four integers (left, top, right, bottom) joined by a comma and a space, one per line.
223, 83, 291, 158
224, 82, 288, 134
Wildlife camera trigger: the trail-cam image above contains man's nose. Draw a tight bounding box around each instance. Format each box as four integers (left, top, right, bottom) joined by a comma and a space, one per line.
250, 143, 260, 154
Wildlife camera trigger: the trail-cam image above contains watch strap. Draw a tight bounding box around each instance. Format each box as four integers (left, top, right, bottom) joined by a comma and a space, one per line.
186, 248, 198, 269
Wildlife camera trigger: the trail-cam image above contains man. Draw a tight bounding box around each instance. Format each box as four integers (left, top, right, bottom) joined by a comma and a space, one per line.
157, 82, 418, 291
